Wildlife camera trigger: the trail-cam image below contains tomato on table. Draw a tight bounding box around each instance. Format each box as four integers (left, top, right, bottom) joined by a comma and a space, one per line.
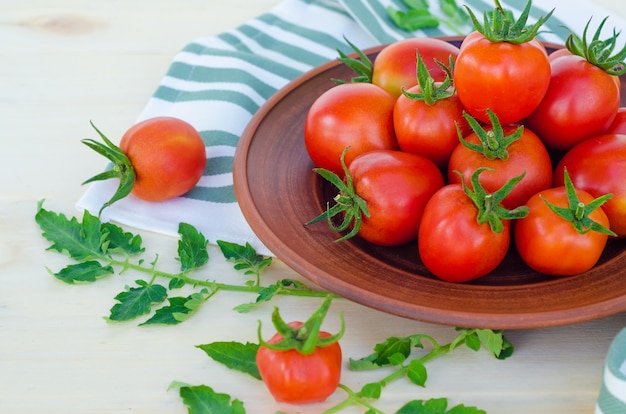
304, 82, 397, 176
306, 149, 444, 246
447, 110, 553, 210
453, 1, 552, 125
256, 296, 343, 404
527, 17, 625, 151
515, 170, 615, 276
418, 168, 529, 283
372, 37, 460, 98
82, 117, 206, 212
554, 133, 626, 237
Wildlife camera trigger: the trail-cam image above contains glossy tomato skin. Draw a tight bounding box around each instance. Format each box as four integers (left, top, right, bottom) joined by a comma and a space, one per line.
418, 183, 511, 282
119, 117, 206, 201
304, 82, 397, 175
256, 322, 341, 404
393, 84, 470, 169
527, 54, 621, 151
372, 37, 460, 98
447, 125, 553, 209
514, 187, 611, 276
554, 133, 626, 237
605, 108, 626, 134
454, 33, 550, 125
349, 150, 444, 246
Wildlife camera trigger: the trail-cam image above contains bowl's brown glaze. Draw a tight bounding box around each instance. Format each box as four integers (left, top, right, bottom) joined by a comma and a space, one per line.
233, 37, 626, 329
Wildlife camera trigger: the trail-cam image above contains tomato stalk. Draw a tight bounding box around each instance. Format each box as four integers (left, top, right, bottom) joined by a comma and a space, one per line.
456, 167, 529, 233
542, 169, 616, 236
457, 109, 523, 161
566, 16, 626, 75
401, 52, 455, 106
334, 36, 374, 84
81, 121, 136, 216
257, 295, 345, 355
466, 0, 553, 44
305, 147, 370, 242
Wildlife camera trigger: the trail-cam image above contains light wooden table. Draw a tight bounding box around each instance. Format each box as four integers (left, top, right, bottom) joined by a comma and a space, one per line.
2, 1, 626, 413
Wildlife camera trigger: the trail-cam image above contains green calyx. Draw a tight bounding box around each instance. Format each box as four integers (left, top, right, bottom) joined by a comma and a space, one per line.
401, 53, 455, 106
334, 37, 373, 84
457, 168, 529, 233
542, 169, 616, 236
304, 147, 370, 242
458, 109, 523, 161
466, 0, 553, 44
81, 121, 136, 216
566, 16, 626, 75
257, 295, 345, 355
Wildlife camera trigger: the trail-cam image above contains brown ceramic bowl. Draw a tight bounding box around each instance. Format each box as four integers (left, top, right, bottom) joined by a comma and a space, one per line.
233, 36, 626, 329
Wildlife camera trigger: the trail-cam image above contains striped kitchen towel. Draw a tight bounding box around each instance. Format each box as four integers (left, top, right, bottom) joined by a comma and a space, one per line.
76, 0, 626, 256
597, 327, 626, 414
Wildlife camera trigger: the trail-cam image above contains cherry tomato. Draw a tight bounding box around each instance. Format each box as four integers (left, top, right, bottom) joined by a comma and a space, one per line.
256, 321, 342, 404
448, 123, 553, 210
372, 37, 460, 98
417, 177, 513, 283
454, 33, 550, 125
118, 116, 206, 201
554, 133, 626, 237
527, 54, 620, 151
347, 150, 444, 246
394, 83, 470, 169
514, 185, 612, 276
304, 82, 397, 175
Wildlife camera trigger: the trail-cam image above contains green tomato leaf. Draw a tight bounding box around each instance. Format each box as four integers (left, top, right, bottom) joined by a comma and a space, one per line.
407, 360, 428, 387
360, 382, 382, 399
439, 0, 469, 25
169, 277, 186, 290
349, 336, 412, 370
177, 222, 209, 272
50, 261, 114, 284
36, 203, 105, 261
397, 398, 486, 414
217, 240, 272, 276
139, 296, 193, 326
176, 384, 246, 414
108, 280, 168, 322
101, 222, 144, 255
196, 341, 261, 380
388, 7, 440, 31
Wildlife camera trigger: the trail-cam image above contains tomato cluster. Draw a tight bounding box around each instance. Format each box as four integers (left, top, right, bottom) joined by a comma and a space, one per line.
304, 3, 626, 283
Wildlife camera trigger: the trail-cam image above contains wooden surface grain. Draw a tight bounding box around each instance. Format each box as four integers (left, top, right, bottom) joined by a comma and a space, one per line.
2, 1, 626, 413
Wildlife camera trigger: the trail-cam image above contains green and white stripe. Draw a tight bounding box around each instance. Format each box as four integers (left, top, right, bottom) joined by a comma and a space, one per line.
596, 328, 626, 414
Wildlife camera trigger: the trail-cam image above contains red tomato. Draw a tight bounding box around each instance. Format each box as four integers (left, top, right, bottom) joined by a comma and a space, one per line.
514, 186, 612, 276
418, 181, 511, 282
554, 133, 626, 237
256, 321, 341, 404
372, 37, 460, 98
605, 108, 626, 134
119, 117, 206, 201
527, 54, 620, 151
347, 150, 444, 246
393, 83, 470, 169
448, 124, 553, 209
304, 82, 397, 175
454, 33, 550, 125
